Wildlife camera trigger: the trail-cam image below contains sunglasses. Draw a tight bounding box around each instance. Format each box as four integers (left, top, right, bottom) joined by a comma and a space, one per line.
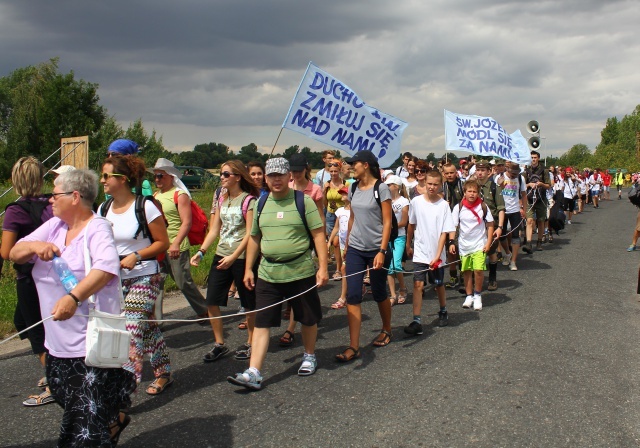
220, 171, 238, 178
328, 163, 340, 167
154, 173, 165, 179
415, 169, 428, 174
101, 172, 128, 181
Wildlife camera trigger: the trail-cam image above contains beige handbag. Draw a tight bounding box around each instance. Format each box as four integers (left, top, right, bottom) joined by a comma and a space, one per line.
83, 217, 131, 368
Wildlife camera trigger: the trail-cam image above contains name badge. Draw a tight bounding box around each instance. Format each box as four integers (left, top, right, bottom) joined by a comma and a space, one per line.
277, 212, 284, 219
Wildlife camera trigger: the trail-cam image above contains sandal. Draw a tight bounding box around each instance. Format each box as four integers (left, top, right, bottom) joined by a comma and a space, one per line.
332, 271, 342, 281
37, 376, 48, 389
331, 298, 346, 309
146, 374, 174, 396
372, 330, 392, 347
279, 330, 295, 347
363, 274, 370, 285
110, 412, 131, 444
238, 320, 248, 330
397, 289, 407, 304
227, 289, 237, 300
335, 346, 361, 363
389, 296, 397, 307
23, 390, 55, 406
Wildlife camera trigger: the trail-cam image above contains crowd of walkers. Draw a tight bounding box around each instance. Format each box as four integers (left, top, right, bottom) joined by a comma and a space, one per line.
1, 143, 625, 446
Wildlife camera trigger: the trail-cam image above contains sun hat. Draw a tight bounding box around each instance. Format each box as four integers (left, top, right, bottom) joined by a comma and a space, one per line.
384, 175, 403, 186
52, 165, 76, 175
266, 157, 290, 175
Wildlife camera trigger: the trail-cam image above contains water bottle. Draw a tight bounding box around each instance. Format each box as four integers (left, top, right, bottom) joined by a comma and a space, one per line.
52, 255, 78, 293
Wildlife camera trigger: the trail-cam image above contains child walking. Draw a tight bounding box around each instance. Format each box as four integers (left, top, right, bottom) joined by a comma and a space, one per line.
328, 187, 351, 309
450, 179, 494, 311
384, 175, 410, 306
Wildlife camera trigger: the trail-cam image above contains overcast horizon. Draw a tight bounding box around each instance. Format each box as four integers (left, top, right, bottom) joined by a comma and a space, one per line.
1, 1, 639, 161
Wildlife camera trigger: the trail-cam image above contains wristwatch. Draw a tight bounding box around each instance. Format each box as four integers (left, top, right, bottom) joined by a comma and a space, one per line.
379, 249, 388, 255
134, 251, 142, 264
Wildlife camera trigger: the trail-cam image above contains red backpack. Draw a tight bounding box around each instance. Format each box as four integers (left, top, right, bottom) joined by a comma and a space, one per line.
172, 190, 208, 246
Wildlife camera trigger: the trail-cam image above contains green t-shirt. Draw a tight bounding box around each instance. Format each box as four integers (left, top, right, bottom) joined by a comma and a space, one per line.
251, 189, 322, 283
155, 188, 190, 252
216, 192, 255, 259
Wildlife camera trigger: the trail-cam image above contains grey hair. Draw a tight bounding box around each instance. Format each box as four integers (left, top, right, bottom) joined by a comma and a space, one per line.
54, 169, 98, 208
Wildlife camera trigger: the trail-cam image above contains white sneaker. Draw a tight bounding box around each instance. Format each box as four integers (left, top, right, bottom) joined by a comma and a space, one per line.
502, 253, 512, 266
567, 220, 572, 224
473, 294, 482, 311
462, 295, 473, 308
509, 262, 518, 271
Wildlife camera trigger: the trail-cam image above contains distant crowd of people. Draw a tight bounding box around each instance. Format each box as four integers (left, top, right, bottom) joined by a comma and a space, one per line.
0, 143, 631, 446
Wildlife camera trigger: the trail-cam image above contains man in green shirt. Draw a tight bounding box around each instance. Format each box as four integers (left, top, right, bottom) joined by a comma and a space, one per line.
228, 158, 328, 390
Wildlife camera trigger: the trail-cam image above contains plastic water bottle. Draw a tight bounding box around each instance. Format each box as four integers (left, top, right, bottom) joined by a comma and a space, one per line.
52, 255, 78, 293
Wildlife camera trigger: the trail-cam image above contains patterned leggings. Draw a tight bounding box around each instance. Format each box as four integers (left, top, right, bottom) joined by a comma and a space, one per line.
121, 273, 171, 383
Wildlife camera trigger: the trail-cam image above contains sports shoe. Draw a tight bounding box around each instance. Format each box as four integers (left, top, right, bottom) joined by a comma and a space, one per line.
404, 320, 423, 335
203, 344, 229, 362
509, 262, 518, 271
445, 276, 459, 289
628, 245, 637, 252
567, 220, 572, 224
234, 343, 251, 360
502, 253, 512, 266
522, 243, 532, 254
298, 353, 317, 376
487, 280, 498, 291
462, 295, 473, 309
438, 310, 449, 327
473, 294, 482, 311
227, 368, 262, 390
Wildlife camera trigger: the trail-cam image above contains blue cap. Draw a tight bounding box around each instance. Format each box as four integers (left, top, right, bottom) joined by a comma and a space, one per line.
107, 139, 140, 155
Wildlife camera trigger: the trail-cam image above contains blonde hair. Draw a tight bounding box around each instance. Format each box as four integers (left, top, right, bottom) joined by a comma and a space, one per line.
12, 157, 44, 197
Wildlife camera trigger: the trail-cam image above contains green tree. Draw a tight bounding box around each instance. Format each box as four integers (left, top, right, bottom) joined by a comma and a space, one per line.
558, 144, 592, 168
0, 58, 107, 169
124, 118, 172, 167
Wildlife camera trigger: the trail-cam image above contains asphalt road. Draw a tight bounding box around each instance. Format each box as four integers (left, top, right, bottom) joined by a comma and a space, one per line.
2, 197, 640, 447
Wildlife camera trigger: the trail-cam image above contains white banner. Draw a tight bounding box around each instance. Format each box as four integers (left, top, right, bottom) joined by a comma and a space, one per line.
444, 110, 531, 165
283, 62, 408, 167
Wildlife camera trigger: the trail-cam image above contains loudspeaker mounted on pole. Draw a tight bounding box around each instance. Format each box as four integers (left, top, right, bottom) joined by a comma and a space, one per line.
526, 120, 540, 151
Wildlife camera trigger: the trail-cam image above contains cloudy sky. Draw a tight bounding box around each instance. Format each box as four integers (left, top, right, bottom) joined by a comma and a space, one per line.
1, 0, 638, 161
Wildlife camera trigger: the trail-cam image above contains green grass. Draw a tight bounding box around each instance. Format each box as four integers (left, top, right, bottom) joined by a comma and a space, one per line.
0, 180, 221, 338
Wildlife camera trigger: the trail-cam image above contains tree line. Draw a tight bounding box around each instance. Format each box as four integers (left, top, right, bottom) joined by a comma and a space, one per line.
1, 58, 639, 178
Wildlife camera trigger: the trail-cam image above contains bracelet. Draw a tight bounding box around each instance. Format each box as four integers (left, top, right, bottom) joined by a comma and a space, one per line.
68, 292, 81, 307
197, 249, 206, 259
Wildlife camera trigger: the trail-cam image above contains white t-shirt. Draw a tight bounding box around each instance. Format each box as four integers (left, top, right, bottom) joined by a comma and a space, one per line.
402, 178, 418, 190
500, 174, 526, 214
408, 196, 455, 264
589, 174, 602, 192
452, 202, 494, 256
396, 165, 409, 178
104, 199, 162, 279
563, 178, 577, 199
579, 179, 588, 194
334, 206, 351, 249
391, 196, 410, 237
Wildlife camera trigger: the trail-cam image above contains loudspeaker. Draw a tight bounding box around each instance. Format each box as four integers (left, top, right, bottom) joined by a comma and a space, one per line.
528, 136, 540, 150
527, 120, 539, 134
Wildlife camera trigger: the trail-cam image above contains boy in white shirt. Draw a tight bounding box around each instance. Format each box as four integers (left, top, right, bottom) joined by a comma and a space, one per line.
450, 179, 494, 310
405, 170, 455, 334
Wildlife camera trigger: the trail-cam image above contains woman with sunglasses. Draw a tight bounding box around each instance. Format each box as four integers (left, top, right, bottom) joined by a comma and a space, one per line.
100, 154, 173, 396
323, 161, 346, 280
409, 160, 430, 199
191, 160, 259, 362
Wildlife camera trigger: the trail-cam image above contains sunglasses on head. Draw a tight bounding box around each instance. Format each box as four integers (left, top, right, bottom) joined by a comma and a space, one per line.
220, 171, 237, 178
101, 172, 128, 181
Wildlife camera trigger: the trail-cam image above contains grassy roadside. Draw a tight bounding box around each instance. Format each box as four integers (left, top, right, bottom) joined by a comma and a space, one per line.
0, 179, 219, 339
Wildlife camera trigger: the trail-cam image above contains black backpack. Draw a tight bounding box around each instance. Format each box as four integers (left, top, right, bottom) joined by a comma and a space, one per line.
4, 197, 51, 274
350, 179, 399, 242
629, 183, 640, 207
256, 190, 314, 263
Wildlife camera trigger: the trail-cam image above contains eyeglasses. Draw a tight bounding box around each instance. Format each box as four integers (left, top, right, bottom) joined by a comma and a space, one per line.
328, 163, 340, 167
415, 169, 428, 174
220, 171, 238, 178
154, 173, 165, 179
51, 191, 75, 200
101, 172, 128, 181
